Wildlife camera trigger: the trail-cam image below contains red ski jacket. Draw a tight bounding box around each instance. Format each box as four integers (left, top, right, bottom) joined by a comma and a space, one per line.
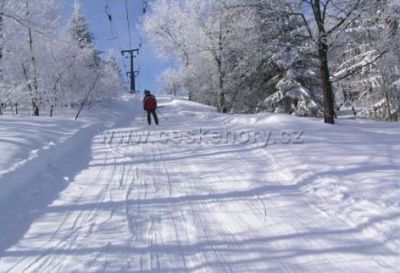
143, 95, 157, 111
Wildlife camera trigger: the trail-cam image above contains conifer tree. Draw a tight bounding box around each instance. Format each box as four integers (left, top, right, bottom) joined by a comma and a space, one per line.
69, 1, 100, 76
69, 1, 94, 50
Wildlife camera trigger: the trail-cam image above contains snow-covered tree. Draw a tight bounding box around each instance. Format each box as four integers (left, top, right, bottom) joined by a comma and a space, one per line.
0, 0, 125, 118
96, 52, 126, 101
329, 0, 400, 120
253, 1, 323, 116
266, 0, 399, 123
144, 0, 399, 122
158, 68, 185, 96
143, 0, 259, 112
69, 1, 94, 50
1, 0, 60, 116
275, 0, 378, 123
70, 0, 103, 68
144, 0, 323, 115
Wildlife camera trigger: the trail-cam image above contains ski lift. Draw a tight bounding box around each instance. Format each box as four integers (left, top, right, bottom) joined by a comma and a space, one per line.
105, 5, 118, 40
105, 6, 112, 21
142, 0, 147, 14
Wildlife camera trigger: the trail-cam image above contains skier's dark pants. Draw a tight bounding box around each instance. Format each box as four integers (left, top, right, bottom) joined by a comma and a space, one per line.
147, 110, 159, 125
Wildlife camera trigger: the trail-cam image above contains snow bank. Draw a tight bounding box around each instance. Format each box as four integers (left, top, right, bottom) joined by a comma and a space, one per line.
0, 95, 137, 201
0, 117, 86, 176
223, 110, 400, 252
160, 97, 216, 113
0, 117, 94, 200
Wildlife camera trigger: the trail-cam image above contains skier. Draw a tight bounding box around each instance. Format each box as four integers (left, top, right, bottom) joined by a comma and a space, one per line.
143, 89, 159, 125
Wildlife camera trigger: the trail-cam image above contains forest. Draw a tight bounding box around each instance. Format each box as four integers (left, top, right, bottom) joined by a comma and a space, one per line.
145, 0, 400, 123
0, 0, 125, 119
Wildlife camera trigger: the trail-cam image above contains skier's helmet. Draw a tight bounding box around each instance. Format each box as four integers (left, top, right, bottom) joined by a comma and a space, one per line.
144, 89, 151, 95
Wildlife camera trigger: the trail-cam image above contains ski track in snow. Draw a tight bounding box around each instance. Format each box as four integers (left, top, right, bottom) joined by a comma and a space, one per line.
0, 97, 399, 272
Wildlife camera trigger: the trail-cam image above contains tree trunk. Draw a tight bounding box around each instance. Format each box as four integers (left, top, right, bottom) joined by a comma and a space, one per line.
318, 44, 335, 124
216, 57, 227, 113
32, 102, 39, 116
218, 72, 227, 113
397, 72, 400, 122
0, 0, 4, 116
27, 3, 39, 116
311, 0, 335, 124
217, 21, 227, 114
50, 105, 54, 117
22, 63, 40, 116
384, 90, 393, 121
8, 101, 14, 116
29, 27, 39, 116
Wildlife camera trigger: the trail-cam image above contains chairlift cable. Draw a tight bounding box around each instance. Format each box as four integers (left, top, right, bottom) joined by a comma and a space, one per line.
104, 0, 129, 79
125, 0, 133, 48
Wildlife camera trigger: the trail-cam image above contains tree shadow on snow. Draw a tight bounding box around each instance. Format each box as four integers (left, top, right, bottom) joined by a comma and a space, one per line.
0, 128, 97, 256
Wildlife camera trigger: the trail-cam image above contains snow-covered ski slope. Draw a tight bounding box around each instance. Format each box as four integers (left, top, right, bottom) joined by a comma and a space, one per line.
0, 96, 399, 272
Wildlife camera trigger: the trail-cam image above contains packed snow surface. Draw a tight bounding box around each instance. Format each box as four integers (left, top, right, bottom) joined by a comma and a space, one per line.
0, 96, 399, 272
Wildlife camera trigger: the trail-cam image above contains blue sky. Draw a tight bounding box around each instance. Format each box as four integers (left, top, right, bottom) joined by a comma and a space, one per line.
61, 0, 173, 94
